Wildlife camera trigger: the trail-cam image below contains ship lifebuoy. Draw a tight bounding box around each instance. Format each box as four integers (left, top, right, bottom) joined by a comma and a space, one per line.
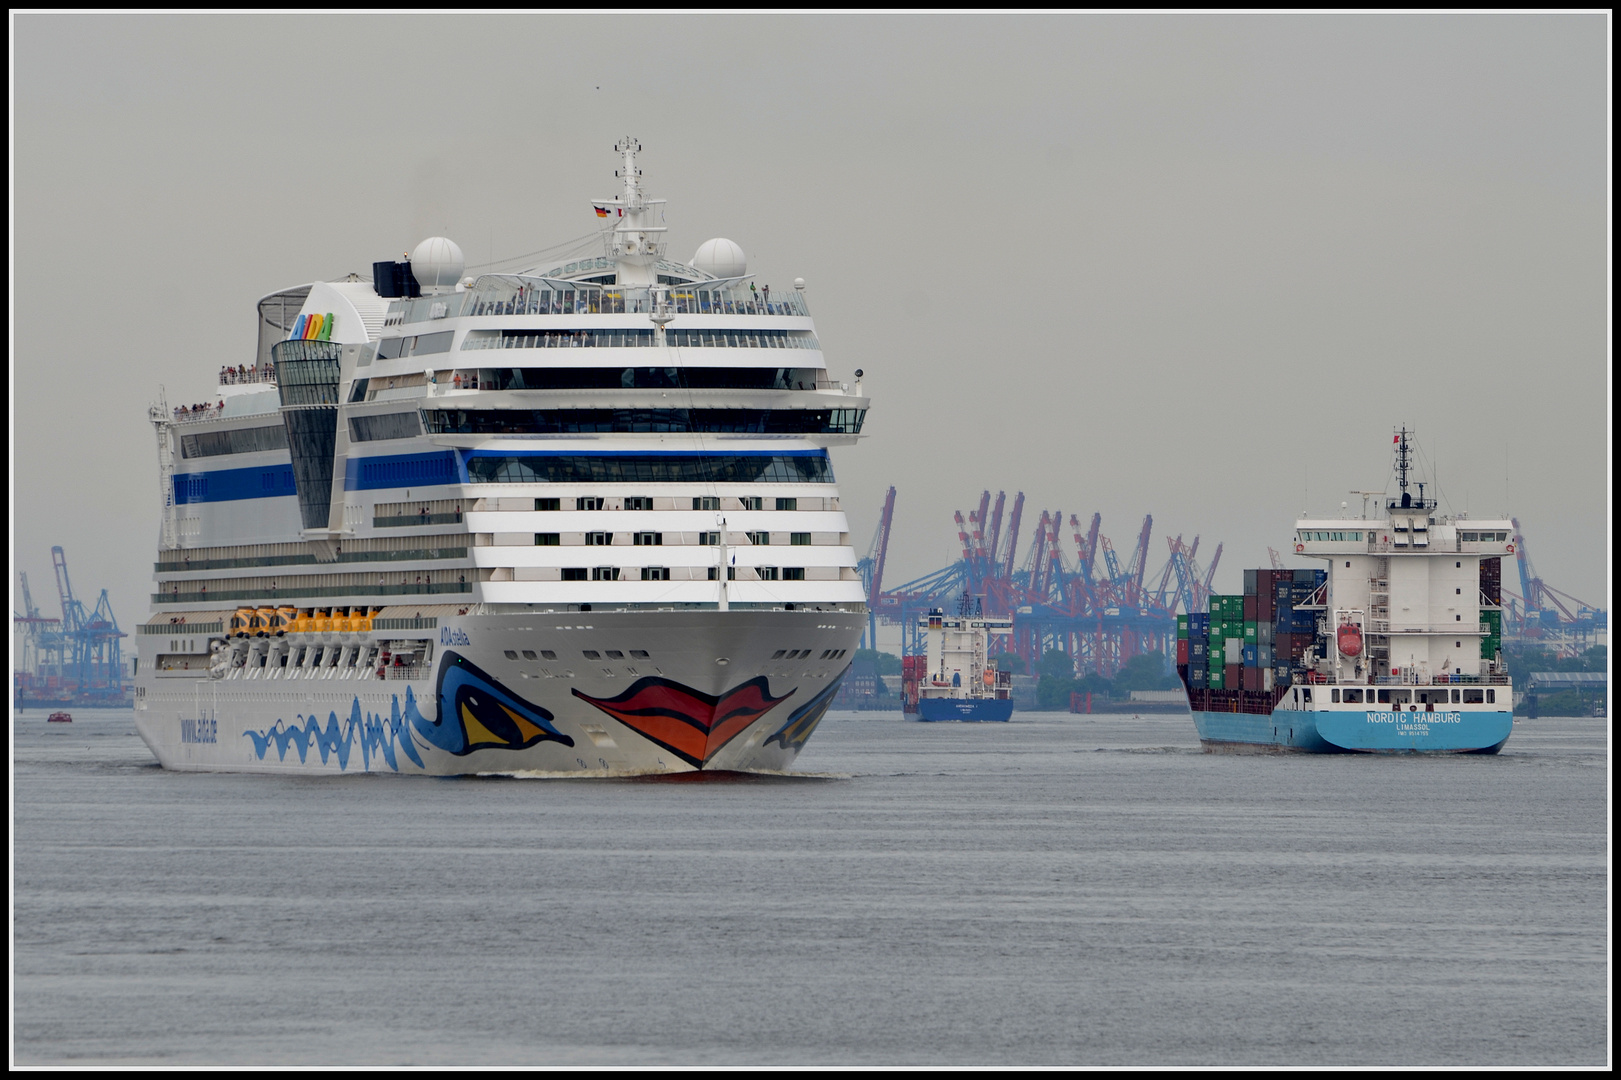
1506, 542, 1515, 554
1294, 542, 1304, 554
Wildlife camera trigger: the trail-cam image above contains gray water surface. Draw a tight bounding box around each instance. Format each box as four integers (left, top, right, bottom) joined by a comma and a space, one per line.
12, 708, 1609, 1065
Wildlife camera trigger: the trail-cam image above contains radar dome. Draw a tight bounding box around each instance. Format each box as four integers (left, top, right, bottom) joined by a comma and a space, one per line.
410, 237, 465, 292
691, 237, 747, 279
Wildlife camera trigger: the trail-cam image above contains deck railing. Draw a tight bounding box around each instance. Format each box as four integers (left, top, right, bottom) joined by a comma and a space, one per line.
219, 365, 277, 386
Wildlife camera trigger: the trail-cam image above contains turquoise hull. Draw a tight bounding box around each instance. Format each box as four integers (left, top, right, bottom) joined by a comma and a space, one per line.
1193, 707, 1512, 754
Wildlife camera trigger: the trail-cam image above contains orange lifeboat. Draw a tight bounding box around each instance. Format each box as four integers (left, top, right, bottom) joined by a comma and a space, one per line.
1337, 623, 1363, 658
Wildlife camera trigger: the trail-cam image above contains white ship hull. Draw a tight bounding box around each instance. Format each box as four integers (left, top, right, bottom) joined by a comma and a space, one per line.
134, 610, 862, 775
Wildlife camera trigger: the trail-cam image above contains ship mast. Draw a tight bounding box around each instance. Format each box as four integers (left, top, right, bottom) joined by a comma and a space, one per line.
1394, 424, 1412, 502
592, 137, 667, 287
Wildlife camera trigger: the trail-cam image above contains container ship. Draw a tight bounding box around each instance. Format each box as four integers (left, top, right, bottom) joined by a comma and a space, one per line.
132, 139, 870, 775
901, 599, 1014, 721
1176, 429, 1513, 753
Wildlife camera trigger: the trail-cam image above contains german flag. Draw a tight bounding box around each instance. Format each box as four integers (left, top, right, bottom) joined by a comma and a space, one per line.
594, 206, 611, 218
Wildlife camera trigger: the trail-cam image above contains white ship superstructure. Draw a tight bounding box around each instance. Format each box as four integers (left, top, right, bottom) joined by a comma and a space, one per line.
134, 139, 869, 774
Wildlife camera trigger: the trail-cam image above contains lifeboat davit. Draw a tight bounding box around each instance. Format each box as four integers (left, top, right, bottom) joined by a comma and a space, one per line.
1337, 623, 1363, 658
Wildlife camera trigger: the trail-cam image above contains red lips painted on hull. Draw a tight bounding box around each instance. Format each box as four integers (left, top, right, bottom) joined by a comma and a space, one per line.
572, 676, 794, 768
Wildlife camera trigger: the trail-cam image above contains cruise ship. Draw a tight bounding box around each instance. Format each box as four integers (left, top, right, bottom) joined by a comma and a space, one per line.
133, 139, 870, 775
1179, 429, 1514, 753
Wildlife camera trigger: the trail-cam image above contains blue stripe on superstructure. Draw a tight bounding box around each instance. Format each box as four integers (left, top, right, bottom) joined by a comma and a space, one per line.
341, 447, 830, 491
461, 448, 827, 460
173, 463, 297, 504
345, 451, 464, 491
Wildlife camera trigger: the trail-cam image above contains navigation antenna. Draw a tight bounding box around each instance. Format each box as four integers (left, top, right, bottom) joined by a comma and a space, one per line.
593, 137, 667, 286
1394, 424, 1413, 501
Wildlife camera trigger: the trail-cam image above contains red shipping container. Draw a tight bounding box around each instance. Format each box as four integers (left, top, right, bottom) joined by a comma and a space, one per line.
1176, 638, 1189, 664
1258, 592, 1273, 621
1225, 664, 1242, 689
1242, 668, 1261, 692
1243, 594, 1257, 621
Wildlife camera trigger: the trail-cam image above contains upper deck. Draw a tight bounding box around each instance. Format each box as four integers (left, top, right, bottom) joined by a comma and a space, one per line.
1294, 517, 1515, 556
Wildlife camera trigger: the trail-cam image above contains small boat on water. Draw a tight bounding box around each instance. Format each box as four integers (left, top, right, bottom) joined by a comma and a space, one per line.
47, 711, 73, 723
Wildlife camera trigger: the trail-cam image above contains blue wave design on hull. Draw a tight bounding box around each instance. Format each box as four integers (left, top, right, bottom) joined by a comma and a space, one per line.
244, 686, 429, 772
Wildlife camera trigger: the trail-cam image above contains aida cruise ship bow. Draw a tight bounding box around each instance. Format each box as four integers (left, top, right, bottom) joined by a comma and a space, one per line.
135, 139, 870, 775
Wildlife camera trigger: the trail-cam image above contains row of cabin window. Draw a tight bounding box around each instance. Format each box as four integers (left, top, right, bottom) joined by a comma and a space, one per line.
557, 567, 806, 581
1302, 686, 1496, 704
535, 496, 800, 511
502, 649, 653, 662
536, 532, 812, 546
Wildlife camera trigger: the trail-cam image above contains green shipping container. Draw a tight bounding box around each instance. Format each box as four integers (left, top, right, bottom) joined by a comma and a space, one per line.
1177, 614, 1188, 639
1208, 670, 1225, 689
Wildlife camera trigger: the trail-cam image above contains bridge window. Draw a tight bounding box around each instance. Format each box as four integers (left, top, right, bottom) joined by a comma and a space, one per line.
467, 454, 834, 485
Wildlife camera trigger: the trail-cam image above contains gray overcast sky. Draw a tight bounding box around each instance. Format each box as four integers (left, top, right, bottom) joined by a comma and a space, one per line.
10, 14, 1611, 639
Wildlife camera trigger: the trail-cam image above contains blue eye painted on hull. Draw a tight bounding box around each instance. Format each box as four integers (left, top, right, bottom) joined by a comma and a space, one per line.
422, 650, 574, 755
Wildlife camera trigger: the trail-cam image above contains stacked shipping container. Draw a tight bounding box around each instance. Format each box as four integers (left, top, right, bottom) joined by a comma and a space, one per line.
1177, 567, 1326, 715
1478, 557, 1503, 662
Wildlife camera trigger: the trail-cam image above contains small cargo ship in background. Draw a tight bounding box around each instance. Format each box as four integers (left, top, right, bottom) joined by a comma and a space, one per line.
1177, 428, 1514, 753
47, 712, 73, 723
903, 598, 1014, 721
